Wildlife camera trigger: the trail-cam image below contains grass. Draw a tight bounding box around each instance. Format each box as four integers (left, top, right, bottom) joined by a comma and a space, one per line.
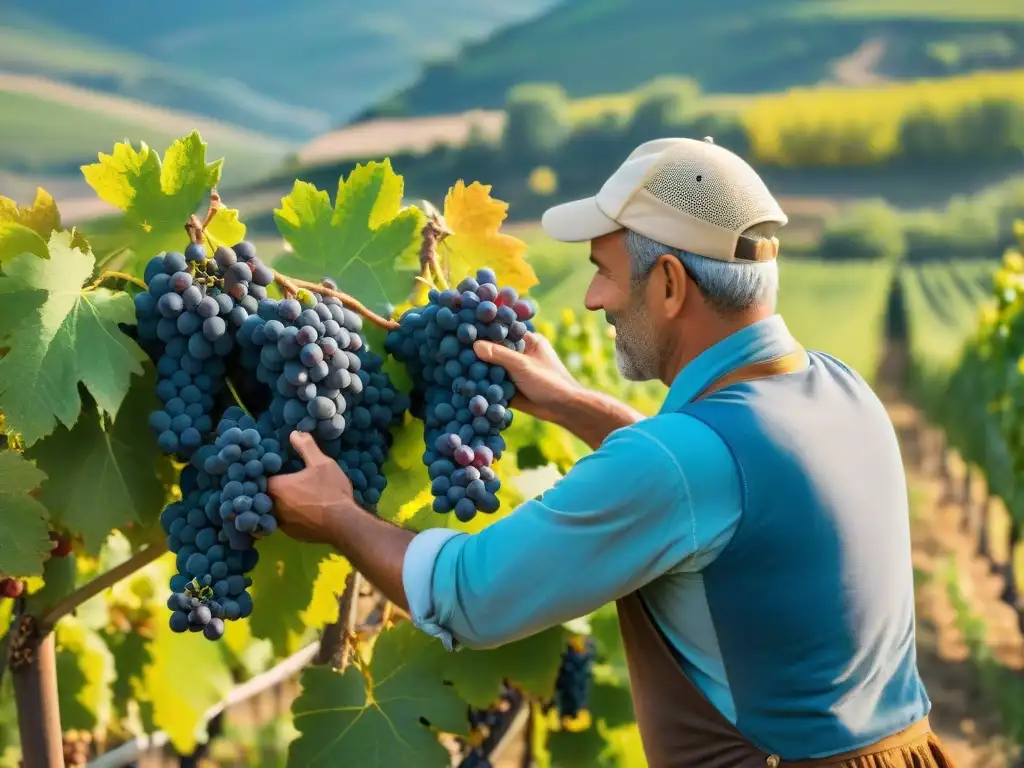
518, 227, 894, 385
0, 89, 292, 186
901, 261, 996, 375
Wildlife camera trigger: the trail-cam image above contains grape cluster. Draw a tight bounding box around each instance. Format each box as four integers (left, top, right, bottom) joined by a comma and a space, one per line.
133, 241, 273, 459
137, 235, 412, 639
458, 683, 522, 768
161, 407, 277, 640
239, 285, 408, 508
385, 268, 535, 522
62, 729, 93, 767
552, 637, 596, 725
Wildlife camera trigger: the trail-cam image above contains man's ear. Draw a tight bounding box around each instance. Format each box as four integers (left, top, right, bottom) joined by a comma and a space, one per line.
658, 254, 688, 317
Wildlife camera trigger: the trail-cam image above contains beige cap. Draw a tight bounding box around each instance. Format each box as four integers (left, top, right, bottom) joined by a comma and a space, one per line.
541, 137, 788, 262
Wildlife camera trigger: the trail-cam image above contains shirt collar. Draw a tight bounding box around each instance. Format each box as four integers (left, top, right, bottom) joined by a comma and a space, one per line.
659, 314, 799, 413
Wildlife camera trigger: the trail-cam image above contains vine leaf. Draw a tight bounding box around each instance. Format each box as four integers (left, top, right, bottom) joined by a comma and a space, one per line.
544, 723, 611, 768
141, 607, 234, 753
248, 534, 333, 655
273, 160, 426, 313
589, 681, 635, 730
588, 604, 628, 684
440, 625, 567, 708
0, 450, 52, 577
204, 206, 247, 255
301, 554, 354, 628
437, 181, 538, 294
288, 622, 467, 768
80, 132, 225, 267
0, 188, 88, 263
0, 231, 147, 445
27, 368, 166, 554
55, 617, 116, 732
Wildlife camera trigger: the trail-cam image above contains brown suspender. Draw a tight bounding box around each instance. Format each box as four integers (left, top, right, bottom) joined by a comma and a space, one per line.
694, 346, 809, 402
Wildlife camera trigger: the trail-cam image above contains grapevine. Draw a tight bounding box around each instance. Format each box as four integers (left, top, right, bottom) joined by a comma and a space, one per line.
0, 133, 645, 768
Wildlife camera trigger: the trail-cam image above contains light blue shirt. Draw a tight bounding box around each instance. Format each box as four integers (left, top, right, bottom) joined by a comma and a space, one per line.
402, 315, 801, 722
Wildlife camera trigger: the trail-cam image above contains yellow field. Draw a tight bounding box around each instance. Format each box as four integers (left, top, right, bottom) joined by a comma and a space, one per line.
564, 69, 1024, 165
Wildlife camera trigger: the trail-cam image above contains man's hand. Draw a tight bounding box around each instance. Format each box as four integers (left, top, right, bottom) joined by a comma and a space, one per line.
473, 332, 583, 424
267, 431, 354, 545
474, 331, 644, 448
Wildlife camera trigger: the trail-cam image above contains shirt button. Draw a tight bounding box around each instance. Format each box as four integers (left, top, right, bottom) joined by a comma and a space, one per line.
766, 756, 780, 767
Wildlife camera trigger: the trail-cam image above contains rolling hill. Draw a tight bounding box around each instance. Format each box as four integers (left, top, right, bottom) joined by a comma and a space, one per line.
0, 75, 292, 187
0, 1, 559, 138
365, 0, 1024, 118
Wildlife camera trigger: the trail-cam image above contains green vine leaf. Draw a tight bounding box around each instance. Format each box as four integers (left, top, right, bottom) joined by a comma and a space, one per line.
546, 728, 611, 768
0, 230, 147, 445
80, 132, 227, 269
0, 450, 52, 578
55, 617, 116, 732
248, 534, 333, 656
141, 602, 234, 753
441, 625, 568, 708
589, 604, 628, 684
288, 622, 467, 768
27, 368, 166, 554
0, 188, 89, 263
273, 160, 426, 313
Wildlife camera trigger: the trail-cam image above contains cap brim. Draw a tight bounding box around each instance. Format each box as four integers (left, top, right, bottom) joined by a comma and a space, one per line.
541, 197, 621, 243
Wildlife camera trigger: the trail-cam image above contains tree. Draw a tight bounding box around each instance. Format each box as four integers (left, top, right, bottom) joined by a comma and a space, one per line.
626, 75, 701, 144
502, 83, 572, 163
820, 199, 907, 262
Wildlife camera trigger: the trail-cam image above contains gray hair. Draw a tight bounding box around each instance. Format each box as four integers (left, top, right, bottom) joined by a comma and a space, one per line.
624, 226, 779, 314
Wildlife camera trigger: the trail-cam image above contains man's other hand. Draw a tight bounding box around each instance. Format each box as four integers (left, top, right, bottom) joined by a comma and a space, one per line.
473, 332, 582, 424
267, 431, 354, 545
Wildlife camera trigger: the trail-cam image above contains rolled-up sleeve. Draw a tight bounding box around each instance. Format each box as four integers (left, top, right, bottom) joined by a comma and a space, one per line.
401, 415, 741, 650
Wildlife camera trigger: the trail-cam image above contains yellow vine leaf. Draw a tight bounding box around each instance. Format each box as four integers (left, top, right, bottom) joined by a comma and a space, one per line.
203, 206, 247, 257
440, 181, 538, 295
300, 554, 354, 629
0, 188, 88, 262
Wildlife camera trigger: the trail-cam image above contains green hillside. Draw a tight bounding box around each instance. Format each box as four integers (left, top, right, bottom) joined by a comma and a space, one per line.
0, 1, 558, 137
367, 0, 1024, 118
0, 88, 291, 186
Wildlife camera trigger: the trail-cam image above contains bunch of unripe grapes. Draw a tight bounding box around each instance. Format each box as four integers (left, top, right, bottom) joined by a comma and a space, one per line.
61, 730, 93, 767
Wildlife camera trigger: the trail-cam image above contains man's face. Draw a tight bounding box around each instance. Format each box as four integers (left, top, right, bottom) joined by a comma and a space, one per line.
584, 232, 662, 382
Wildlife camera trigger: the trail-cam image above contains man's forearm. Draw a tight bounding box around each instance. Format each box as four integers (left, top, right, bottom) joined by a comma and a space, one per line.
557, 387, 645, 449
326, 501, 415, 613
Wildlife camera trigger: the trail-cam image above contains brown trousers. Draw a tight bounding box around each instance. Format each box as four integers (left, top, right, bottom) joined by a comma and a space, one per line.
615, 348, 957, 768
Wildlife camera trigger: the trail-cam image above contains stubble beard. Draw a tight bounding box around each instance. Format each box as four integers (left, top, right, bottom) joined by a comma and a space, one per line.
610, 293, 661, 382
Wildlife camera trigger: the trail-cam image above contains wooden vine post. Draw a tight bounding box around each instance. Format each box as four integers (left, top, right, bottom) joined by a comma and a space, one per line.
9, 615, 62, 768
7, 546, 162, 768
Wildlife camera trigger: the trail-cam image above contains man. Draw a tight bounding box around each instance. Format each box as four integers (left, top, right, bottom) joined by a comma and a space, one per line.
268, 138, 953, 767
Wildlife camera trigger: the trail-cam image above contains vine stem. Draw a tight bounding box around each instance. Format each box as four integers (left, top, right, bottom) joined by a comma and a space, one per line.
419, 218, 450, 291
273, 271, 399, 331
314, 571, 362, 669
224, 378, 252, 418
39, 546, 164, 631
86, 270, 148, 292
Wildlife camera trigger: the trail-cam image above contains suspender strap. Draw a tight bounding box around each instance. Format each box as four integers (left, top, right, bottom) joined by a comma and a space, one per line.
694, 347, 808, 402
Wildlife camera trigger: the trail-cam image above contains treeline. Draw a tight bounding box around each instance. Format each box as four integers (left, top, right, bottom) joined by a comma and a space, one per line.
267, 71, 1024, 231
822, 177, 1024, 263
